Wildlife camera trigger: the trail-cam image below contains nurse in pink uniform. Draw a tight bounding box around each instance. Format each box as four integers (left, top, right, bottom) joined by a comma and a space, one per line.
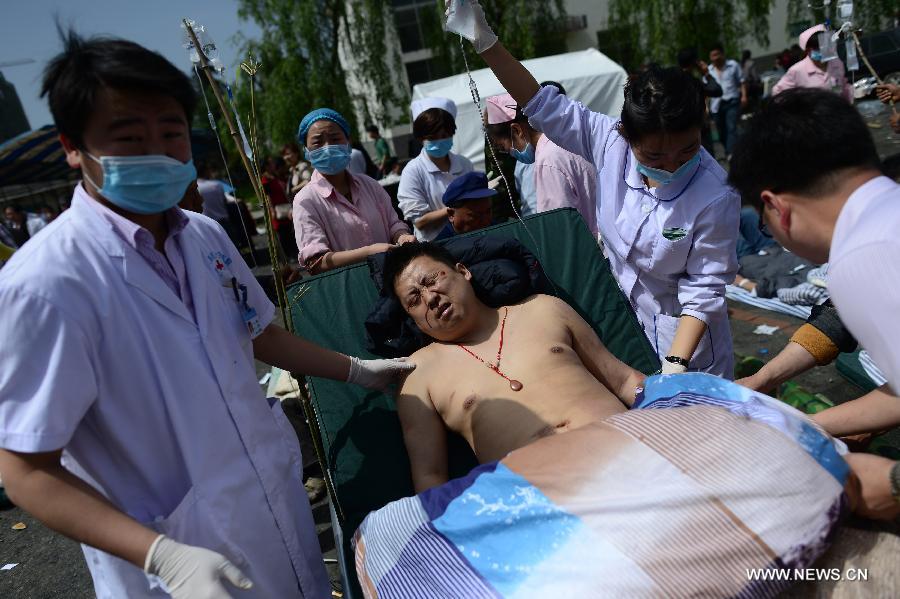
484, 93, 599, 235
449, 1, 740, 378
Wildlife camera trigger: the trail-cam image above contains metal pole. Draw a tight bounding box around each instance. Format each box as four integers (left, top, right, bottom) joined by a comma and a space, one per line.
183, 19, 293, 330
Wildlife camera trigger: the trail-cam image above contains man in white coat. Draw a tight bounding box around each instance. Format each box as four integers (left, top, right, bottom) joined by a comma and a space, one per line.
0, 32, 413, 598
729, 88, 900, 521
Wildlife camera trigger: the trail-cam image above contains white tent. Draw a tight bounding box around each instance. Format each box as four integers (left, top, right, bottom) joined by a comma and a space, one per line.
411, 48, 628, 172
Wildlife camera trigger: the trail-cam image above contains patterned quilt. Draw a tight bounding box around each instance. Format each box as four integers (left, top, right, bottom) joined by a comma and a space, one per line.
354, 374, 848, 598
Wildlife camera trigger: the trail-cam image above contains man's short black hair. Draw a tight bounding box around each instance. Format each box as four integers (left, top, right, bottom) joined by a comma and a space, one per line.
41, 28, 197, 148
366, 124, 379, 135
710, 41, 725, 54
413, 108, 457, 141
676, 47, 698, 69
382, 242, 458, 299
729, 89, 881, 208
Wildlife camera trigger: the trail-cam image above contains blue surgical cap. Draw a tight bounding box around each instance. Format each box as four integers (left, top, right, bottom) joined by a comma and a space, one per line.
297, 108, 351, 147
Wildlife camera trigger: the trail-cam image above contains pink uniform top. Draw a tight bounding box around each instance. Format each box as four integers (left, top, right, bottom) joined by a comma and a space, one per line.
533, 134, 598, 233
772, 56, 853, 103
292, 170, 409, 267
81, 183, 194, 318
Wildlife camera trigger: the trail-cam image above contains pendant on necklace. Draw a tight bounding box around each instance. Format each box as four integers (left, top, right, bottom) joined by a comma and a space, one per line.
509, 380, 523, 392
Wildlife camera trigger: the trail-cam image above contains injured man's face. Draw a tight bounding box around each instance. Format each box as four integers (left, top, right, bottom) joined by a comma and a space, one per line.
393, 255, 481, 342
391, 254, 646, 493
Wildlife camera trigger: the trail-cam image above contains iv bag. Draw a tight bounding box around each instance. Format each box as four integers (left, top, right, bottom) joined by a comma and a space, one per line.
838, 1, 854, 23
845, 39, 859, 71
444, 0, 477, 42
818, 31, 839, 62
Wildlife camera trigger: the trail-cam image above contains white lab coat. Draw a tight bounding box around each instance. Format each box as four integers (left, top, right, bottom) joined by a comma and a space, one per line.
397, 149, 473, 241
524, 87, 739, 377
0, 186, 329, 598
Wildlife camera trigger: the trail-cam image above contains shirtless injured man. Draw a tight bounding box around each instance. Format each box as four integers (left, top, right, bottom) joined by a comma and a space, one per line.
354, 242, 854, 598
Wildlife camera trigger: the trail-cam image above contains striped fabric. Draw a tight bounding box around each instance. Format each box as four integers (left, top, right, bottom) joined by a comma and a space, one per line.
355, 374, 848, 598
859, 350, 888, 387
726, 284, 812, 320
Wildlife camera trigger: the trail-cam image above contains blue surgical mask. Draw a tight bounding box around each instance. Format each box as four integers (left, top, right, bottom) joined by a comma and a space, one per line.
635, 152, 701, 186
510, 142, 535, 164
83, 153, 196, 214
810, 50, 823, 62
424, 137, 453, 158
305, 144, 352, 175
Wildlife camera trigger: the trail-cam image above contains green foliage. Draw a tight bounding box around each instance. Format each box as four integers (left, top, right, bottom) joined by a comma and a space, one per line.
608, 0, 775, 71
424, 0, 569, 79
788, 0, 897, 36
228, 0, 406, 156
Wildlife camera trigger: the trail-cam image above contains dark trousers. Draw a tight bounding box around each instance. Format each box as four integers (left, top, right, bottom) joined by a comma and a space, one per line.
713, 98, 741, 156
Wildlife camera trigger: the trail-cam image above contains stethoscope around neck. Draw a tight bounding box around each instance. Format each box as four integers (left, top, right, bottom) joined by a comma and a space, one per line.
622, 150, 702, 204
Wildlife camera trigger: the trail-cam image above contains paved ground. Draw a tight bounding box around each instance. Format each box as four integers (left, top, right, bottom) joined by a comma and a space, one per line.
2, 104, 898, 599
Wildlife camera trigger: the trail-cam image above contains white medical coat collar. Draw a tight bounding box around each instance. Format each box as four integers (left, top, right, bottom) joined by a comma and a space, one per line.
69, 188, 205, 329
419, 149, 467, 175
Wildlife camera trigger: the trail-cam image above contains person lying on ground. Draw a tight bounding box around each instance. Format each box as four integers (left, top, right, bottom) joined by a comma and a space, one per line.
383, 242, 645, 492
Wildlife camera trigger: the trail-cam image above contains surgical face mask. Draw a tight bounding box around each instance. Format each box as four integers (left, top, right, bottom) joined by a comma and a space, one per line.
305, 144, 352, 175
509, 128, 535, 164
82, 153, 196, 215
635, 152, 701, 186
510, 140, 535, 164
810, 50, 823, 62
424, 137, 453, 158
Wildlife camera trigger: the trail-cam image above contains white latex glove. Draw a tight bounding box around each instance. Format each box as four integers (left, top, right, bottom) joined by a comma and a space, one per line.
347, 356, 416, 391
444, 0, 498, 54
144, 535, 253, 599
660, 360, 689, 375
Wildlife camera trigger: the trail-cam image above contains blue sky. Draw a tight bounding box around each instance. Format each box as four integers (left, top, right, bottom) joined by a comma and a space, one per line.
1, 0, 262, 129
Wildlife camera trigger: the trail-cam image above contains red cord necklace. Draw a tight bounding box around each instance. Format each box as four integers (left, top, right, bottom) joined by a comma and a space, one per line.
457, 307, 523, 392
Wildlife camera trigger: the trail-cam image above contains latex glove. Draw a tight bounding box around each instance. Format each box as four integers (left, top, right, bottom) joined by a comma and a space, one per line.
660, 360, 688, 375
444, 0, 498, 54
347, 356, 416, 391
144, 535, 253, 599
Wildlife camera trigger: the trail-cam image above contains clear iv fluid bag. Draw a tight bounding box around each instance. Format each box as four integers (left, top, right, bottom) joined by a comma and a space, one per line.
817, 31, 839, 63
845, 39, 859, 71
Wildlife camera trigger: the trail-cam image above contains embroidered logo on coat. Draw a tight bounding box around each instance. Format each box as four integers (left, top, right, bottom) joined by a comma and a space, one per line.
662, 227, 688, 241
207, 251, 235, 286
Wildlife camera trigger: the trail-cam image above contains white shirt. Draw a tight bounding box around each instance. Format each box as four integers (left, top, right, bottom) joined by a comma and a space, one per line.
348, 148, 367, 175
829, 175, 900, 392
524, 86, 740, 377
197, 178, 229, 222
397, 149, 474, 241
708, 59, 744, 113
0, 186, 328, 598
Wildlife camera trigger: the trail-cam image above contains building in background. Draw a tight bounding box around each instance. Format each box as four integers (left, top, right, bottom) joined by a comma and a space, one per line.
0, 72, 30, 145
351, 0, 809, 159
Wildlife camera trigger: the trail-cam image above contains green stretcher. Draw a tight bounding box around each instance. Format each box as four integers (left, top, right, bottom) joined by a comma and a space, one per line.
287, 208, 660, 597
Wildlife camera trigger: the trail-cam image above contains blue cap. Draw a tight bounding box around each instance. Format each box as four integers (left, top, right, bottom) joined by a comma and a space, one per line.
297, 108, 351, 146
442, 171, 497, 208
